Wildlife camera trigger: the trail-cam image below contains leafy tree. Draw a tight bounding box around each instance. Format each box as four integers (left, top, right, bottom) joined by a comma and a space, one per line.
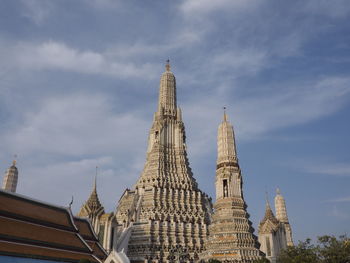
208, 259, 221, 263
278, 238, 318, 263
278, 235, 350, 263
318, 235, 350, 263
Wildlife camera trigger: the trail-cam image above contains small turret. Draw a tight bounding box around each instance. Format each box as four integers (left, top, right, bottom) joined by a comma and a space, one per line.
205, 109, 263, 262
275, 188, 294, 246
259, 198, 279, 229
275, 188, 289, 223
78, 171, 105, 233
217, 108, 238, 165
258, 194, 288, 263
2, 158, 19, 193
158, 60, 177, 116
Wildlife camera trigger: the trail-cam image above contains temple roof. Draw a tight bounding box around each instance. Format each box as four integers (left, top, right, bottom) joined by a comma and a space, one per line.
259, 201, 280, 234
78, 177, 105, 217
0, 189, 106, 262
73, 216, 108, 260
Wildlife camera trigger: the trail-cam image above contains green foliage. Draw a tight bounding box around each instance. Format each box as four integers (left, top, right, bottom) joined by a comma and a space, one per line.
277, 235, 350, 263
208, 259, 221, 263
318, 235, 350, 263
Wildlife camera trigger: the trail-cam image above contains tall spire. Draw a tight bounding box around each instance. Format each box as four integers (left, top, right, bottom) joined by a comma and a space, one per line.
275, 188, 288, 223
223, 106, 227, 122
78, 169, 104, 218
261, 193, 279, 226
2, 157, 19, 193
217, 109, 237, 165
275, 188, 294, 246
205, 110, 263, 262
165, 59, 170, 71
116, 63, 212, 262
94, 166, 98, 192
158, 59, 176, 115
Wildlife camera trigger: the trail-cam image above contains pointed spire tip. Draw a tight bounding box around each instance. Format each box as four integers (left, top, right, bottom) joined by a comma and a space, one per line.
223, 107, 228, 122
165, 59, 170, 71
93, 166, 98, 191
276, 188, 281, 195
12, 154, 17, 166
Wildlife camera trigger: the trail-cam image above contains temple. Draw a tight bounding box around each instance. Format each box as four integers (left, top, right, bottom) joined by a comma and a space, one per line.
203, 110, 262, 262
258, 190, 293, 262
114, 61, 212, 262
0, 61, 295, 263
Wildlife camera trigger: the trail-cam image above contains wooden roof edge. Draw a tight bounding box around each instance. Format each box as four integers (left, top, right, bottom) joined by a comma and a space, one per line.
75, 232, 94, 254
74, 216, 99, 241
0, 240, 100, 263
0, 189, 79, 232
73, 216, 108, 257
94, 240, 108, 258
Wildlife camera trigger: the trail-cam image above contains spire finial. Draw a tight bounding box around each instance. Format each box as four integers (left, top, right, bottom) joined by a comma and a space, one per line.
94, 166, 98, 191
265, 191, 270, 208
276, 188, 281, 195
223, 107, 227, 122
12, 154, 17, 166
165, 59, 170, 71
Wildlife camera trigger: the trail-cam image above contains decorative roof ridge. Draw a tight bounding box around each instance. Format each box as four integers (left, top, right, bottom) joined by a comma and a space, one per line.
79, 174, 105, 216
74, 216, 99, 241
260, 200, 279, 226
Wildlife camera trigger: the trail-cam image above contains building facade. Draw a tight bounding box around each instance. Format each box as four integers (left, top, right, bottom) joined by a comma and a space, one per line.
203, 111, 262, 262
72, 62, 295, 262
258, 190, 293, 262
113, 61, 212, 263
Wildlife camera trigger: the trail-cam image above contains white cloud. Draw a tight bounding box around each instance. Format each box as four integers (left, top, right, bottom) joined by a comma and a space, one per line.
304, 0, 350, 19
86, 0, 121, 9
20, 0, 53, 25
330, 205, 350, 220
211, 49, 268, 75
105, 30, 202, 59
183, 76, 350, 154
1, 93, 149, 157
180, 0, 261, 16
18, 156, 129, 212
305, 163, 350, 177
326, 196, 350, 203
13, 41, 157, 79
1, 93, 151, 211
235, 77, 350, 137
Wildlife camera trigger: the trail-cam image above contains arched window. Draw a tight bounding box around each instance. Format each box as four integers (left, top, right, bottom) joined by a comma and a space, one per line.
223, 179, 228, 197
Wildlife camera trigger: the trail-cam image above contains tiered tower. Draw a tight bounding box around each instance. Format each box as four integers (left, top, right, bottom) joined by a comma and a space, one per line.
115, 61, 212, 263
274, 189, 293, 246
258, 198, 287, 263
2, 159, 19, 193
204, 110, 262, 262
78, 176, 105, 233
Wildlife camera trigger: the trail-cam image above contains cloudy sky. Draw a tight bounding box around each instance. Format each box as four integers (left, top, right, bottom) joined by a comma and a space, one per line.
1, 0, 350, 242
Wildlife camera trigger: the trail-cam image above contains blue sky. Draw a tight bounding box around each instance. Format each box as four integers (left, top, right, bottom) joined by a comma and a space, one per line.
0, 0, 349, 243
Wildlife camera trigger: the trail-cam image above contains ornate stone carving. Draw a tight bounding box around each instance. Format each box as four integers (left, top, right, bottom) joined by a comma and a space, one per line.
203, 112, 262, 263
115, 62, 212, 263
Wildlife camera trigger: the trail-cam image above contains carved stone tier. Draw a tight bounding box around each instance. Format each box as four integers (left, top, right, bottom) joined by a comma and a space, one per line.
203, 113, 262, 262
115, 62, 212, 263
